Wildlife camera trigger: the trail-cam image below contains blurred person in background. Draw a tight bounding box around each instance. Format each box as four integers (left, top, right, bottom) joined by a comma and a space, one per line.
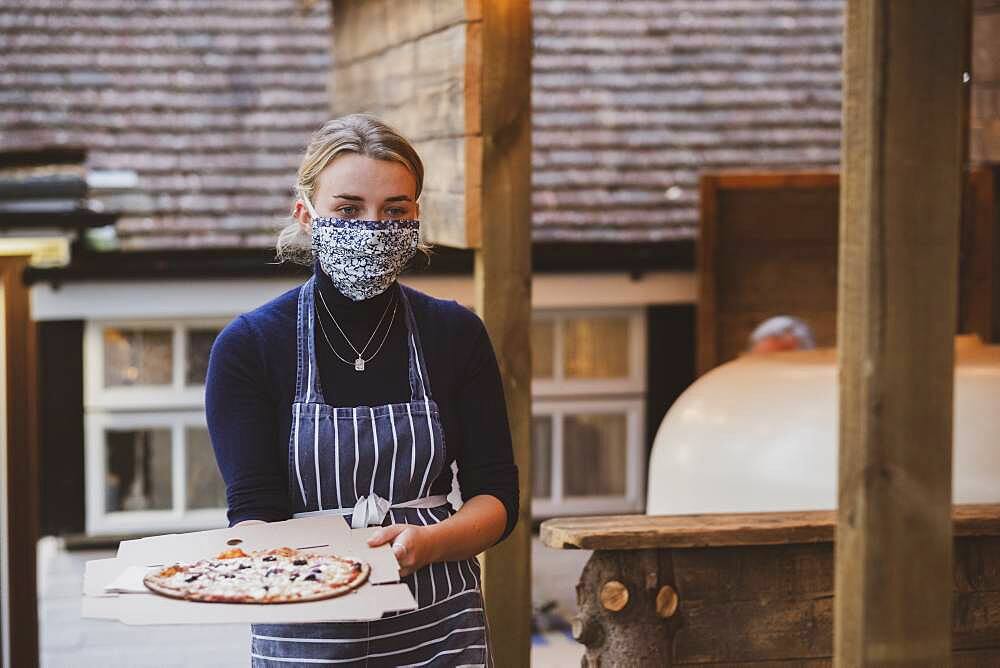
747, 315, 816, 354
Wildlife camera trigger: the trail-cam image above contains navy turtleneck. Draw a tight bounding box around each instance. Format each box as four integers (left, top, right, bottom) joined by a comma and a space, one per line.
205, 263, 519, 541
311, 260, 410, 407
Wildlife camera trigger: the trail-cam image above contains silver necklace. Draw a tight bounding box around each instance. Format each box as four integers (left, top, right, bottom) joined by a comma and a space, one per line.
317, 287, 394, 360
315, 290, 398, 372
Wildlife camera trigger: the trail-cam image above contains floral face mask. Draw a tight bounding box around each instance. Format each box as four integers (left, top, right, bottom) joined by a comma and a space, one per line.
301, 194, 420, 301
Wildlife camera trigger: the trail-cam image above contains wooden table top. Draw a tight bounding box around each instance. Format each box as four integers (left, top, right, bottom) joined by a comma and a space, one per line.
540, 504, 1000, 551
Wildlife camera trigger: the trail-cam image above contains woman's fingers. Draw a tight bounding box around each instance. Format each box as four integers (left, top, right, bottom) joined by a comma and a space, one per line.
366, 523, 406, 547
392, 538, 412, 576
392, 536, 409, 560
365, 524, 425, 577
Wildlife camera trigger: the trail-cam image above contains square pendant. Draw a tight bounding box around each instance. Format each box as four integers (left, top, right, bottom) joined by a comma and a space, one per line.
354, 357, 365, 372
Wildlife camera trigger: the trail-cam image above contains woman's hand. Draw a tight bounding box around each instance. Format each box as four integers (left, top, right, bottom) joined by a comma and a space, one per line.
366, 524, 435, 577
365, 496, 507, 577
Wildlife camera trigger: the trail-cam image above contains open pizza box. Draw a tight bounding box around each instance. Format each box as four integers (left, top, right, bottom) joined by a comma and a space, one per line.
81, 515, 417, 624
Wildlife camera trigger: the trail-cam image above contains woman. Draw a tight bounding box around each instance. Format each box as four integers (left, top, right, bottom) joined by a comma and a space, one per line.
206, 113, 519, 667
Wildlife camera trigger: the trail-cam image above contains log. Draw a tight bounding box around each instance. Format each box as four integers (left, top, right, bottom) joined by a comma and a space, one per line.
575, 550, 676, 667
600, 580, 629, 612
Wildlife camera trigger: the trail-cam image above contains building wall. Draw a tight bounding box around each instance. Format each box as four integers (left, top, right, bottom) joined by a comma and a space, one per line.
32, 273, 697, 535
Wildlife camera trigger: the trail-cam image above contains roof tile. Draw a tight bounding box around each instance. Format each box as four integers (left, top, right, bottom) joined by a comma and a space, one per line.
3, 0, 845, 246
1, 0, 330, 249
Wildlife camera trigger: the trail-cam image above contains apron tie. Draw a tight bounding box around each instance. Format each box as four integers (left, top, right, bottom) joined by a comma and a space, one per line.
350, 493, 392, 529
293, 494, 451, 525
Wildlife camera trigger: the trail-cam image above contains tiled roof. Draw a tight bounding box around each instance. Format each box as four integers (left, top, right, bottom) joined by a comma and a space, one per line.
1, 0, 844, 248
0, 0, 331, 250
531, 0, 844, 242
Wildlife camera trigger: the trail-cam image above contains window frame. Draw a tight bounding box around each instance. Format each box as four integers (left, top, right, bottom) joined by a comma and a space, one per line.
83, 318, 229, 535
84, 318, 228, 411
529, 307, 648, 517
532, 308, 647, 397
85, 410, 227, 535
531, 398, 646, 518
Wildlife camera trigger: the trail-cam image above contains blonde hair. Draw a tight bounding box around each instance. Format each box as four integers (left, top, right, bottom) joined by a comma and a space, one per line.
276, 113, 427, 266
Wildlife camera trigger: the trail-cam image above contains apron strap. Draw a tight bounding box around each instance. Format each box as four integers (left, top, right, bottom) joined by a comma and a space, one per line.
292, 494, 450, 528
398, 286, 434, 401
294, 275, 326, 405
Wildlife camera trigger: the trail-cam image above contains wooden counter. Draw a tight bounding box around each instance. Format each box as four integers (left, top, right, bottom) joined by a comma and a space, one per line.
540, 504, 1000, 666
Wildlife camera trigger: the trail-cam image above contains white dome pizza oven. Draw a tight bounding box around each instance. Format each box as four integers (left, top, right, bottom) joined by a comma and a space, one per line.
647, 336, 1000, 514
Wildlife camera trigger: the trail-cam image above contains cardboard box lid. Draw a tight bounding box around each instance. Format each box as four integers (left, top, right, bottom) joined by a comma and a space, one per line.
82, 516, 417, 625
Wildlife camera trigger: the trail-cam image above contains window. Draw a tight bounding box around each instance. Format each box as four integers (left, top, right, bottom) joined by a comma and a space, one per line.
530, 309, 646, 517
84, 320, 226, 534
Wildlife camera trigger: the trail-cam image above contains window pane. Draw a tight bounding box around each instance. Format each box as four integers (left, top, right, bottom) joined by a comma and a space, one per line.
104, 328, 173, 386
185, 427, 227, 510
186, 329, 219, 386
531, 321, 555, 379
563, 413, 627, 496
531, 416, 553, 499
105, 428, 172, 512
563, 317, 630, 379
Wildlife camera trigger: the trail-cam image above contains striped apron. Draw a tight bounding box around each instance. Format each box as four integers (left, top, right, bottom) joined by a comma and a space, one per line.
250, 277, 492, 667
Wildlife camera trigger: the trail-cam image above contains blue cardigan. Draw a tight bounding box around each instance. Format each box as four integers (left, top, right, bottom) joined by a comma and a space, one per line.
205, 267, 519, 540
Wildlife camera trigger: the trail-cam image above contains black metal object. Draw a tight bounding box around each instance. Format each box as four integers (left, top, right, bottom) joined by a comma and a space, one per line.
0, 146, 117, 233
0, 146, 86, 169
0, 175, 88, 201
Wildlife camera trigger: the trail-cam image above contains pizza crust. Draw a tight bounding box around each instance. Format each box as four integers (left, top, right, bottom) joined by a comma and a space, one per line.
143, 547, 371, 604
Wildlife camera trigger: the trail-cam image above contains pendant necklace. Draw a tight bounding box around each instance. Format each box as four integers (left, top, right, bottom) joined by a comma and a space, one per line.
316, 287, 397, 372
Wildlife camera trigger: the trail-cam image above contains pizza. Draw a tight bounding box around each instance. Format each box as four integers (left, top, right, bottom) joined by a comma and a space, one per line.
143, 546, 370, 604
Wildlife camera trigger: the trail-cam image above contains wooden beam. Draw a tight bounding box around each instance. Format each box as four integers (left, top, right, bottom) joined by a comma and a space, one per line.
469, 0, 532, 665
835, 2, 970, 665
0, 255, 40, 668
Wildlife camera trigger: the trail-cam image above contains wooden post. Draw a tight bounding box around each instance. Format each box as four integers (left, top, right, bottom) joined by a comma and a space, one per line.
0, 255, 40, 668
835, 2, 970, 665
329, 1, 533, 660
470, 0, 532, 665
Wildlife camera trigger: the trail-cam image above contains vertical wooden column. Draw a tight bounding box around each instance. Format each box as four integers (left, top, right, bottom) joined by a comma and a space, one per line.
469, 0, 532, 665
0, 255, 40, 668
835, 2, 970, 666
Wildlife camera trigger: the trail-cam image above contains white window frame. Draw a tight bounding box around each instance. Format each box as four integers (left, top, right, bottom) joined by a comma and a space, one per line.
529, 307, 648, 518
85, 410, 227, 534
84, 318, 228, 411
84, 318, 229, 535
531, 398, 646, 518
532, 308, 647, 397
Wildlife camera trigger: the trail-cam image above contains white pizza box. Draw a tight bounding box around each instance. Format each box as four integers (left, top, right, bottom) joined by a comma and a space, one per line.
81, 515, 417, 624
